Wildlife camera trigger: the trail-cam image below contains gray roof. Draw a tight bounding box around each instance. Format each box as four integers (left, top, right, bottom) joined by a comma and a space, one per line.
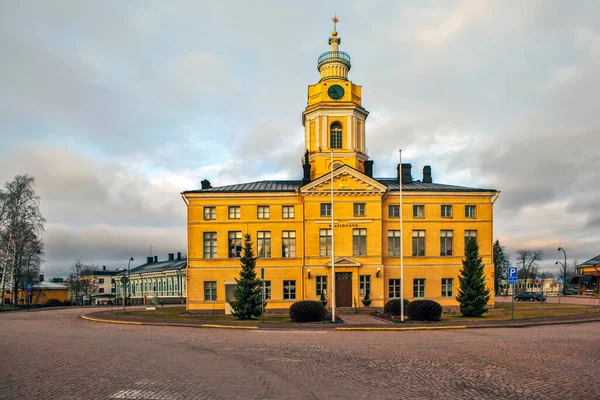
81, 270, 120, 277
578, 255, 600, 267
376, 179, 496, 192
33, 281, 68, 289
117, 259, 187, 276
185, 180, 303, 193
184, 178, 496, 194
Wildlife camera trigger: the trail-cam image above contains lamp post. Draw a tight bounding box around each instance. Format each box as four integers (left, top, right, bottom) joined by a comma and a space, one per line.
558, 247, 567, 296
127, 257, 134, 306
555, 261, 565, 301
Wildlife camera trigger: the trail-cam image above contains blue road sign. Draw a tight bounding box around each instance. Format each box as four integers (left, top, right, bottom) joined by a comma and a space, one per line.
508, 267, 518, 285
557, 277, 564, 284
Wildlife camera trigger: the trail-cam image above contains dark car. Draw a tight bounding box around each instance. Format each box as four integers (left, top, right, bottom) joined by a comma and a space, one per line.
565, 287, 579, 295
514, 292, 546, 302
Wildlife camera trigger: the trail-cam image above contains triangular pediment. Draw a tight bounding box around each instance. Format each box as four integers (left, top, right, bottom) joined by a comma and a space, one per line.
326, 257, 361, 267
300, 165, 388, 195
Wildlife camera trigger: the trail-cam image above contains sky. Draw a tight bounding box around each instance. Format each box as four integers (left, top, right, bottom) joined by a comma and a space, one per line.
1, 0, 599, 277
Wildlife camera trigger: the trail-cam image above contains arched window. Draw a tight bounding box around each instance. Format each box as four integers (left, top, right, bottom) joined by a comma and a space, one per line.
330, 123, 343, 149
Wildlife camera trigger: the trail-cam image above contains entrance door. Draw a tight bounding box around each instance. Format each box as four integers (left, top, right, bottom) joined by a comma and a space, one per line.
225, 284, 236, 315
335, 272, 352, 307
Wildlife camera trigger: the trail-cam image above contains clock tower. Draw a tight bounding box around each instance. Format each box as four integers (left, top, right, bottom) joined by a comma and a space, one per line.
302, 18, 370, 180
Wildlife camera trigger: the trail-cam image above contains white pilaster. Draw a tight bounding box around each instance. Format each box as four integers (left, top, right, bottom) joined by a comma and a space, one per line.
346, 115, 352, 150
354, 117, 359, 151
362, 119, 366, 153
315, 117, 320, 150
305, 120, 310, 151
321, 117, 328, 148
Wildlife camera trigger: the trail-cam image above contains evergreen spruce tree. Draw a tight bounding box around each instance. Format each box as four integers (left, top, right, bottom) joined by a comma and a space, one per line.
229, 234, 265, 319
493, 240, 509, 295
457, 238, 491, 317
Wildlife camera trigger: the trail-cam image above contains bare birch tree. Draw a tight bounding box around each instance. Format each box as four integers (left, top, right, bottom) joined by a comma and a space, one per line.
515, 249, 544, 291
0, 175, 45, 307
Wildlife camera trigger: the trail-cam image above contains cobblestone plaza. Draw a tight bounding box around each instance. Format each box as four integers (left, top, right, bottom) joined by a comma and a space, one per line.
1, 308, 598, 399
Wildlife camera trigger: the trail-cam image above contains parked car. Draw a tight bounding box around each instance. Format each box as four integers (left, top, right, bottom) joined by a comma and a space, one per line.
514, 292, 546, 302
565, 287, 579, 295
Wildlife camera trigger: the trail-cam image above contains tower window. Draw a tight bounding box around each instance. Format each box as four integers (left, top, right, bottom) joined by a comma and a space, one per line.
330, 123, 343, 149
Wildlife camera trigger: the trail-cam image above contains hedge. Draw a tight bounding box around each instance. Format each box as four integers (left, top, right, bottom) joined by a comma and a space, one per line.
289, 300, 326, 322
384, 299, 410, 316
406, 300, 443, 321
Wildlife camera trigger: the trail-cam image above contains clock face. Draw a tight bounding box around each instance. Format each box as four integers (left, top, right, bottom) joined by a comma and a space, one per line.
327, 84, 345, 100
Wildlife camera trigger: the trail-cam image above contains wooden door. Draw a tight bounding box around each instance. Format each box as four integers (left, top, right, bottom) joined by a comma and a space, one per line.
335, 272, 352, 307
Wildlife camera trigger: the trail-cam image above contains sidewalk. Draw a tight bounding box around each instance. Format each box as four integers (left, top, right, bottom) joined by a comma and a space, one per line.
82, 309, 600, 331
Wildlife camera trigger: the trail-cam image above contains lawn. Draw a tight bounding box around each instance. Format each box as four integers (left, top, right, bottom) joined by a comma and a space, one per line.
114, 307, 293, 323
442, 301, 600, 322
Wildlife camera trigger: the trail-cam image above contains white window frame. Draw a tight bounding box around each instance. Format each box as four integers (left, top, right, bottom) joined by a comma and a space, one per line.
257, 206, 270, 219
228, 206, 240, 219
204, 207, 216, 220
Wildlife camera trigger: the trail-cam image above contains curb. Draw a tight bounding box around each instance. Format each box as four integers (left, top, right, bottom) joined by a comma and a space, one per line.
80, 315, 142, 325
80, 315, 259, 330
201, 324, 258, 330
337, 326, 467, 331
80, 313, 600, 332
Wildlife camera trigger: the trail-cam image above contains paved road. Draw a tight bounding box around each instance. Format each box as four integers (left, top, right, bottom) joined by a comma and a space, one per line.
1, 308, 599, 400
496, 295, 599, 305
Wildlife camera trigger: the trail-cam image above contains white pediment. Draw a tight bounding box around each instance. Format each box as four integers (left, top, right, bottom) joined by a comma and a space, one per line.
326, 257, 362, 267
300, 165, 388, 196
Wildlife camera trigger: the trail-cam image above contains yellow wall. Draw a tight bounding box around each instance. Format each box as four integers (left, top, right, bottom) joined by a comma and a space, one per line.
184, 188, 497, 312
30, 289, 69, 304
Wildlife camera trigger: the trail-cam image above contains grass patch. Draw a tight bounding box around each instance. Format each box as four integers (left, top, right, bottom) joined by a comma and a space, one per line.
443, 302, 600, 322
114, 307, 293, 323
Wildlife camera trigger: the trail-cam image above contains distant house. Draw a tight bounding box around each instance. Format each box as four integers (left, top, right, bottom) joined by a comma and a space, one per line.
3, 276, 69, 306
571, 255, 600, 294
499, 277, 560, 295
114, 253, 187, 306
30, 281, 69, 305
81, 266, 120, 305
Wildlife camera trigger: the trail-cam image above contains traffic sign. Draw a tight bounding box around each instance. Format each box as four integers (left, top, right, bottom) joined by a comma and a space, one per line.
557, 277, 564, 284
508, 267, 518, 285
26, 283, 32, 294
535, 278, 540, 285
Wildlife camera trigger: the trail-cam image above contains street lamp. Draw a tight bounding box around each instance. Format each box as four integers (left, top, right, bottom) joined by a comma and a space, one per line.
558, 247, 567, 296
127, 257, 134, 306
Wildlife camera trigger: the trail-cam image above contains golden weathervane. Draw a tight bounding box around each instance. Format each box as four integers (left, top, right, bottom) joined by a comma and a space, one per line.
332, 14, 339, 37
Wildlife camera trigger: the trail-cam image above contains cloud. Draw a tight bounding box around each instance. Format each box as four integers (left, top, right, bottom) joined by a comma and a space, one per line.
1, 1, 600, 276
42, 223, 185, 276
0, 147, 185, 228
413, 0, 490, 47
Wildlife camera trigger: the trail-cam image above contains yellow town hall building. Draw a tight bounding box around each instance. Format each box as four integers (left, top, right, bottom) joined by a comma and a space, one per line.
182, 25, 499, 313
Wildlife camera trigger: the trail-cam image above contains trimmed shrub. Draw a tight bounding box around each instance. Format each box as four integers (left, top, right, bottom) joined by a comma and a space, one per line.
290, 300, 326, 322
406, 300, 443, 321
383, 299, 410, 316
44, 299, 63, 307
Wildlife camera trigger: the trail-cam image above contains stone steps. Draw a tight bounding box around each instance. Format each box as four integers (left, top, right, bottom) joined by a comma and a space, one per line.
333, 307, 377, 315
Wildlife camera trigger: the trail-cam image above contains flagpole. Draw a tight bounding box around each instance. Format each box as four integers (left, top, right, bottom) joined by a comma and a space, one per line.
399, 150, 404, 322
331, 150, 336, 322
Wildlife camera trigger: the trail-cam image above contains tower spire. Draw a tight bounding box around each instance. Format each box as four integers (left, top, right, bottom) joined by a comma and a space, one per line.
332, 14, 339, 37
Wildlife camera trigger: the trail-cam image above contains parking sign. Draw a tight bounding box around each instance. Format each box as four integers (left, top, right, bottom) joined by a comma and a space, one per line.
508, 267, 518, 285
